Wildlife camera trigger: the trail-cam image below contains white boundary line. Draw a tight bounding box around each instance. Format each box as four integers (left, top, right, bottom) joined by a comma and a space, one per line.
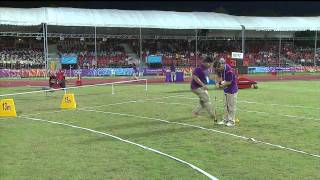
237, 100, 320, 110
0, 94, 184, 120
172, 97, 320, 121
0, 95, 182, 121
78, 108, 320, 159
0, 79, 147, 97
19, 94, 185, 117
155, 101, 320, 121
18, 115, 217, 180
174, 96, 320, 110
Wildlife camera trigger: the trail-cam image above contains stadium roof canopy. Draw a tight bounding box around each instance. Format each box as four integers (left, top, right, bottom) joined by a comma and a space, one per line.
1, 7, 320, 31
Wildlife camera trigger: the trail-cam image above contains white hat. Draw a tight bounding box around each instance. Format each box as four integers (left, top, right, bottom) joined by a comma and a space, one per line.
219, 58, 226, 64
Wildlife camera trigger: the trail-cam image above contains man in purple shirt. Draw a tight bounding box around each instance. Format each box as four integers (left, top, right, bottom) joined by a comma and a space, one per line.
170, 62, 176, 82
213, 59, 238, 127
191, 57, 216, 122
132, 63, 139, 80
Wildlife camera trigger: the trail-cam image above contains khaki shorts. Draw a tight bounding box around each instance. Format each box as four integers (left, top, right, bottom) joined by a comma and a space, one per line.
192, 87, 210, 103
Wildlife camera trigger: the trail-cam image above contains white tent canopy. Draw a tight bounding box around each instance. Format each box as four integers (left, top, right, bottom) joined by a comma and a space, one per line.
1, 7, 320, 31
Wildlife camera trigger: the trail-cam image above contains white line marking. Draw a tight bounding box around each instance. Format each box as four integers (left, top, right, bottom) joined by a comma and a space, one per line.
79, 108, 320, 159
174, 96, 320, 110
0, 79, 147, 97
18, 115, 217, 180
171, 97, 320, 121
239, 100, 320, 110
24, 94, 185, 117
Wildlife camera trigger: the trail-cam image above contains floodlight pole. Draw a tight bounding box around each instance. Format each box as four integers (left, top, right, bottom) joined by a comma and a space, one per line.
195, 29, 198, 67
42, 23, 49, 78
278, 31, 282, 68
46, 23, 49, 75
139, 28, 143, 66
241, 25, 245, 54
94, 26, 97, 69
42, 23, 47, 78
314, 31, 317, 67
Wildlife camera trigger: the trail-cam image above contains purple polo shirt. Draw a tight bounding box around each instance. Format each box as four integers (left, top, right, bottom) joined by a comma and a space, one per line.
191, 64, 208, 90
221, 64, 238, 94
133, 66, 138, 73
170, 64, 176, 72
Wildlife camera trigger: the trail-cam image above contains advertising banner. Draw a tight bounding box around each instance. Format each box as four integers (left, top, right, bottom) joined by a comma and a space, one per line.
60, 55, 77, 64
147, 55, 162, 63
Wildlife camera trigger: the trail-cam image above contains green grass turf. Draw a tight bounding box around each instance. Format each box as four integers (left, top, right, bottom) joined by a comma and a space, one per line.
0, 80, 319, 179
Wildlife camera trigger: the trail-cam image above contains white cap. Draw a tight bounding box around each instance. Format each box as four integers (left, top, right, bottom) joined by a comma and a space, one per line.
219, 58, 226, 64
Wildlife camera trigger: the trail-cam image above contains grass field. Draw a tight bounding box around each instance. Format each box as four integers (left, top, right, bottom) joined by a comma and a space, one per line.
1, 80, 319, 179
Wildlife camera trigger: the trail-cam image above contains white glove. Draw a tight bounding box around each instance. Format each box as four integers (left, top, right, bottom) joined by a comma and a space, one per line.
221, 81, 226, 85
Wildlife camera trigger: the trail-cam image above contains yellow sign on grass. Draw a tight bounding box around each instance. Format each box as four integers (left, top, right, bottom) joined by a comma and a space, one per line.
60, 94, 77, 109
0, 99, 17, 117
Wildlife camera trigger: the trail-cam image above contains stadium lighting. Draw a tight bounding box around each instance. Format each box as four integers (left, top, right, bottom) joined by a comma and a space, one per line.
60, 36, 64, 41
80, 37, 84, 41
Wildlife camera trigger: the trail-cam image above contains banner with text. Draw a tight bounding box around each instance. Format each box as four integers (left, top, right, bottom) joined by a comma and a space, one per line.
0, 66, 319, 78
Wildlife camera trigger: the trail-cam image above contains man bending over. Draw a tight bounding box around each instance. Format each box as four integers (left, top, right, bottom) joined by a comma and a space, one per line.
190, 57, 217, 123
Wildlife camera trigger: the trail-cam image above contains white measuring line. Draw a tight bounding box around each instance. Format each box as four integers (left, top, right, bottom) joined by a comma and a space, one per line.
0, 79, 148, 97
174, 96, 320, 110
18, 115, 217, 180
237, 100, 320, 110
155, 101, 320, 121
11, 94, 185, 118
172, 97, 320, 121
79, 108, 320, 159
0, 101, 138, 119
0, 94, 184, 121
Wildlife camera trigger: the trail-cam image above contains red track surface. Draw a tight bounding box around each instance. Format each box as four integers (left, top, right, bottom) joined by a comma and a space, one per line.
0, 74, 319, 88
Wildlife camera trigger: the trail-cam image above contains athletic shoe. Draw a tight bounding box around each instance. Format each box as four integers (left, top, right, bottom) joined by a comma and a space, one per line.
217, 121, 225, 125
213, 118, 218, 124
192, 111, 199, 117
226, 121, 235, 127
210, 115, 217, 123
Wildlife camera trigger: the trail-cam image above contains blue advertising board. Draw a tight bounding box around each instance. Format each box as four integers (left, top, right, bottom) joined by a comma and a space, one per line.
60, 55, 77, 64
147, 55, 162, 63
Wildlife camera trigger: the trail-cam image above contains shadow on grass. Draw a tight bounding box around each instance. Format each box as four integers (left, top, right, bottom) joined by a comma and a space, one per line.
83, 126, 197, 143
95, 120, 165, 131
80, 116, 199, 142
119, 126, 197, 139
93, 116, 195, 131
17, 108, 62, 115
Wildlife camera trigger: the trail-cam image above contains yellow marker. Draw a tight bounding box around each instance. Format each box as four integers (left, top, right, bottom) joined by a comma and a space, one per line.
236, 118, 240, 123
60, 94, 77, 109
0, 99, 17, 117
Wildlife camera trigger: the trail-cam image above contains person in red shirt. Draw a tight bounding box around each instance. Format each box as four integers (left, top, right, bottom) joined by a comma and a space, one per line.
49, 71, 57, 88
56, 69, 66, 88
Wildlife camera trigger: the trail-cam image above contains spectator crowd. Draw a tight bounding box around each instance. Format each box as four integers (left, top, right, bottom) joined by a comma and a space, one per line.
0, 38, 318, 69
